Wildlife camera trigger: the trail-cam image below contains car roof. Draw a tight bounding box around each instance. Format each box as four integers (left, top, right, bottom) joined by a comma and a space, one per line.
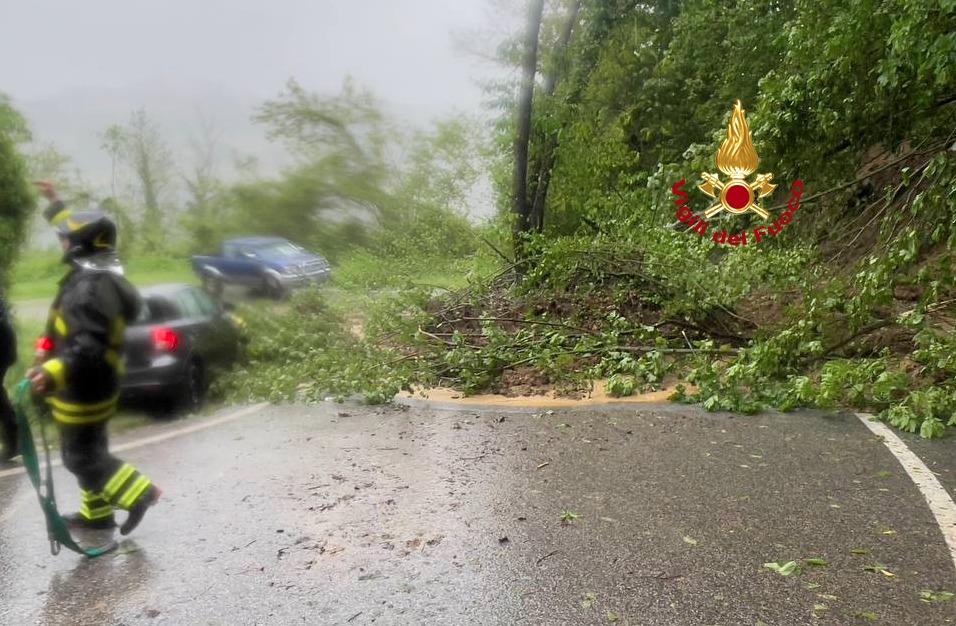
138, 283, 196, 298
227, 236, 289, 247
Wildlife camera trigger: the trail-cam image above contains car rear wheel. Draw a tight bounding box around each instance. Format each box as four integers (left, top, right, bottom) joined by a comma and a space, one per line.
150, 358, 206, 418
181, 358, 206, 411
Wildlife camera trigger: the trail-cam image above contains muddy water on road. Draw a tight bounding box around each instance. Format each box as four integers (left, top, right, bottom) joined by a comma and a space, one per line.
401, 380, 694, 409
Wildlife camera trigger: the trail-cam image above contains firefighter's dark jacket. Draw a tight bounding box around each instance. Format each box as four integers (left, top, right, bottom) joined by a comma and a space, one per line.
0, 297, 15, 370
40, 256, 141, 425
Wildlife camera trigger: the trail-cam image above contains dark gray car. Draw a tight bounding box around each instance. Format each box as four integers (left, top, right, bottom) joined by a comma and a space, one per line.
121, 284, 242, 415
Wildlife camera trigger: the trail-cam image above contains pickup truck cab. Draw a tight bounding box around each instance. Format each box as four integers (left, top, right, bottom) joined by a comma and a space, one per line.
192, 237, 331, 299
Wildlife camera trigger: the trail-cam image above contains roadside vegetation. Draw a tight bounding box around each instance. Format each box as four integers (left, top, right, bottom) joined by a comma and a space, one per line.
222, 0, 956, 440
3, 2, 956, 437
10, 252, 196, 301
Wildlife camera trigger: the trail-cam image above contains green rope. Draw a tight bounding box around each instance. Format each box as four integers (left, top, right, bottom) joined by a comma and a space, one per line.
14, 380, 117, 558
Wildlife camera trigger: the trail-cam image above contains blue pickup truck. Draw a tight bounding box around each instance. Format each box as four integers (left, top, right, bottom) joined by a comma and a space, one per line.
191, 237, 331, 299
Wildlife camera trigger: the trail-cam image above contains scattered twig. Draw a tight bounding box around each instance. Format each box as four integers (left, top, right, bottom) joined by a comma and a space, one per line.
608, 345, 736, 355
536, 550, 559, 565
386, 353, 422, 366
347, 611, 363, 623
169, 584, 215, 605
478, 235, 513, 264
626, 570, 685, 580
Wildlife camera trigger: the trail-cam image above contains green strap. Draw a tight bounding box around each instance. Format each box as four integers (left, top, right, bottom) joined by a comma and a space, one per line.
13, 380, 117, 558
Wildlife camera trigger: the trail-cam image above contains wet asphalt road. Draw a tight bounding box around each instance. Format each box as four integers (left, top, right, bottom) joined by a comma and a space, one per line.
0, 402, 954, 626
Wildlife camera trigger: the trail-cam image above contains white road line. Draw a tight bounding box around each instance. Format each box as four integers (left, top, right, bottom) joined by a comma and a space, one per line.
856, 412, 956, 573
0, 491, 33, 524
0, 402, 269, 481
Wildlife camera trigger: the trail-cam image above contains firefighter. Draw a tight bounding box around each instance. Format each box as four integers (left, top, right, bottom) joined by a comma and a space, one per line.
27, 182, 161, 535
0, 294, 17, 461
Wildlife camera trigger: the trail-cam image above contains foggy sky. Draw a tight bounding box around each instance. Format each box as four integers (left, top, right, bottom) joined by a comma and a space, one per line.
0, 0, 502, 216
1, 0, 489, 112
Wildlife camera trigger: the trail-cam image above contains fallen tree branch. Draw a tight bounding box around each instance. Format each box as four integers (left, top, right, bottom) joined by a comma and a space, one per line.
766, 141, 949, 213
816, 319, 894, 362
478, 235, 513, 264
451, 316, 594, 334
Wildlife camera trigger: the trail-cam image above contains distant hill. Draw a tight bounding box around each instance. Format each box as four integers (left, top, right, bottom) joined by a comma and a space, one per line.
13, 79, 494, 244
15, 78, 455, 195
16, 81, 289, 194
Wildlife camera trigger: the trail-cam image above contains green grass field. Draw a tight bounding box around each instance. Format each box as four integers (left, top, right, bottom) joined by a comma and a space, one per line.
10, 251, 195, 301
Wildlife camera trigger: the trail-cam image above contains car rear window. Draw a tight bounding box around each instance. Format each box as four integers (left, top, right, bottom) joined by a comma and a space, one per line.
133, 296, 179, 324
177, 289, 206, 319
191, 288, 220, 316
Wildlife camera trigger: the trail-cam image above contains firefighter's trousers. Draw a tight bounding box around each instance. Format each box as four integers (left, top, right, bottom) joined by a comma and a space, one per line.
59, 421, 154, 522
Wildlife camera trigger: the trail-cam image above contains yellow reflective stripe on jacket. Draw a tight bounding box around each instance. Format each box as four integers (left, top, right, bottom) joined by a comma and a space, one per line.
110, 319, 126, 346
52, 405, 116, 425
105, 349, 121, 368
49, 208, 71, 225
54, 315, 68, 337
48, 393, 119, 414
41, 359, 67, 391
118, 475, 152, 509
103, 464, 136, 500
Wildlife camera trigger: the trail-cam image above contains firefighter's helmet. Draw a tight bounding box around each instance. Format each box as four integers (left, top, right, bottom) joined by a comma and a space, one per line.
54, 211, 118, 257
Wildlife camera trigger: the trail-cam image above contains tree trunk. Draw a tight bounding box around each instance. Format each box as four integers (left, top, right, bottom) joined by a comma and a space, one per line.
512, 0, 546, 249
529, 0, 581, 232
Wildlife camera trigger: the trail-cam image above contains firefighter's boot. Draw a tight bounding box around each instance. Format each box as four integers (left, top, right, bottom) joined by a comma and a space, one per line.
102, 462, 160, 535
120, 485, 161, 536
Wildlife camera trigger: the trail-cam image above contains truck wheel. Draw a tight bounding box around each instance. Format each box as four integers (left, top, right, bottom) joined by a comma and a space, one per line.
265, 276, 286, 300
203, 274, 224, 298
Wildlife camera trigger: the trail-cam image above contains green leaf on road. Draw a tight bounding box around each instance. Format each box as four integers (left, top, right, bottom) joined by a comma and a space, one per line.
683, 535, 698, 546
855, 611, 878, 621
862, 563, 895, 577
581, 593, 597, 609
850, 548, 868, 555
606, 611, 620, 622
763, 560, 799, 576
560, 511, 580, 524
919, 590, 954, 603
805, 557, 828, 567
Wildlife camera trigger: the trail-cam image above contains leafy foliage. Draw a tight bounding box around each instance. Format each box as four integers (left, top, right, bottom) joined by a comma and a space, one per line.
226, 0, 956, 439
0, 96, 36, 291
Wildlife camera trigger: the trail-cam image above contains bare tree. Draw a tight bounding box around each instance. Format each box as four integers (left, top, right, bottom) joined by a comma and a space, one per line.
104, 109, 175, 252
101, 124, 125, 199
182, 112, 223, 253
529, 0, 581, 231
512, 0, 545, 247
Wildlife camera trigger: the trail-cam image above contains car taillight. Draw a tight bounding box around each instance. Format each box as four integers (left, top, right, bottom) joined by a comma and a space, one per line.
35, 336, 54, 354
152, 327, 179, 352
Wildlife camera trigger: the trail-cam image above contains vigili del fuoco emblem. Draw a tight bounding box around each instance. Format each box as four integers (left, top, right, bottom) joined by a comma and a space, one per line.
671, 100, 804, 247
697, 100, 775, 220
